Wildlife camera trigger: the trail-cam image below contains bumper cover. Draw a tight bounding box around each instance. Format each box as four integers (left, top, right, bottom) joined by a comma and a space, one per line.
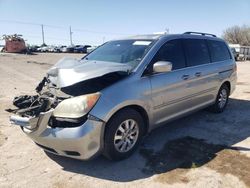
10, 110, 105, 160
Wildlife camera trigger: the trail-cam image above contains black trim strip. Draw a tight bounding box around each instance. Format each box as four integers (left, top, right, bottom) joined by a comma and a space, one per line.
219, 69, 233, 74
35, 143, 58, 154
154, 87, 217, 110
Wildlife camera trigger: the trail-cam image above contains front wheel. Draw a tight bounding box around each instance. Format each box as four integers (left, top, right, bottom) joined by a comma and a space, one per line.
103, 108, 145, 161
209, 84, 230, 113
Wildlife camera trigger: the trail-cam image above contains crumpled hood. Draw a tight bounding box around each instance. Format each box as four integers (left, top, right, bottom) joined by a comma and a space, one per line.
47, 57, 132, 88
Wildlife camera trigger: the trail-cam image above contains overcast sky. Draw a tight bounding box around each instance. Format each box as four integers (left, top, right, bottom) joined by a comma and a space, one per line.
0, 0, 249, 46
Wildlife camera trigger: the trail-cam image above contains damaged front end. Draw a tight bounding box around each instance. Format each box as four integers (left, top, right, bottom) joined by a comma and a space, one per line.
9, 57, 131, 130
9, 84, 59, 130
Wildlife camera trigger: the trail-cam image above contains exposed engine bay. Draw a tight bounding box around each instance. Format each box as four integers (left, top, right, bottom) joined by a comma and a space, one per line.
8, 57, 131, 128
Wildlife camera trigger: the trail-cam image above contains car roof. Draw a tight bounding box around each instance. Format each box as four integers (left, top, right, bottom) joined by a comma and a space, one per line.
118, 32, 225, 42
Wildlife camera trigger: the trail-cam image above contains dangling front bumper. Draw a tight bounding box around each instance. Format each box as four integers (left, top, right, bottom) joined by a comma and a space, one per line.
10, 110, 105, 160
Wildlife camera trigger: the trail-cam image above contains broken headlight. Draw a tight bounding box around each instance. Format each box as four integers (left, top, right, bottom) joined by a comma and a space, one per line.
53, 93, 100, 118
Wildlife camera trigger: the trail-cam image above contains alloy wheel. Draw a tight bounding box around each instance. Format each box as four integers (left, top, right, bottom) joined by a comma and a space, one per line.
218, 88, 228, 109
114, 119, 139, 153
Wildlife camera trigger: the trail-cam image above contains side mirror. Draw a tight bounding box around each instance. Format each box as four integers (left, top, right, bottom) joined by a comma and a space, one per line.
153, 61, 172, 73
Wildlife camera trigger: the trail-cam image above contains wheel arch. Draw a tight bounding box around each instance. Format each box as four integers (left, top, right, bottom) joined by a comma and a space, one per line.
221, 81, 231, 94
104, 105, 150, 136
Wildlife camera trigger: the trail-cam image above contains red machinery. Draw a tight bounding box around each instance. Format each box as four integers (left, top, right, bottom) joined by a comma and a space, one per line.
2, 34, 27, 53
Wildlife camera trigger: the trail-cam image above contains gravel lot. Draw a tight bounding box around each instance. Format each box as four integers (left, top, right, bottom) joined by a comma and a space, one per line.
0, 53, 250, 188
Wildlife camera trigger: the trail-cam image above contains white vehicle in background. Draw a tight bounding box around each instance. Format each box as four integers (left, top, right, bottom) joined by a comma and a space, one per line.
48, 46, 55, 52
60, 46, 67, 53
229, 44, 240, 60
37, 46, 50, 52
0, 44, 4, 52
86, 46, 97, 53
239, 46, 250, 60
229, 44, 250, 61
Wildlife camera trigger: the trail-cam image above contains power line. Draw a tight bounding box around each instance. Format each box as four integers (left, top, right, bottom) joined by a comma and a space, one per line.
0, 19, 134, 35
22, 34, 100, 45
0, 19, 137, 45
0, 19, 40, 26
73, 28, 133, 36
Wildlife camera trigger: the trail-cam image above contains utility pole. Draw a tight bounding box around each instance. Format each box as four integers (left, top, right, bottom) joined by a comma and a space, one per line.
70, 26, 73, 46
165, 28, 169, 34
41, 24, 45, 45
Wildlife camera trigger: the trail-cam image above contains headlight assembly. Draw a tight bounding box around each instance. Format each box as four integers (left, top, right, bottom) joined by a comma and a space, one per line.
53, 92, 100, 118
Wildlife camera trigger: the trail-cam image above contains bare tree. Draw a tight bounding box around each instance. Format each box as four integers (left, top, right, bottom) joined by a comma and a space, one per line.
222, 25, 250, 46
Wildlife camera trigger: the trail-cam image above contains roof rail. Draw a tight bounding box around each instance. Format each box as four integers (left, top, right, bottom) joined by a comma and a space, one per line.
183, 31, 217, 37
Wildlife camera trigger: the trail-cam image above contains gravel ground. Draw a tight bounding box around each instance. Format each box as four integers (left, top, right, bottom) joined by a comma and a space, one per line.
0, 53, 250, 188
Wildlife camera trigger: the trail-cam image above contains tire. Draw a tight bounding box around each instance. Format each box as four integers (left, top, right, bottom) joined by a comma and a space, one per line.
208, 84, 230, 113
103, 108, 145, 161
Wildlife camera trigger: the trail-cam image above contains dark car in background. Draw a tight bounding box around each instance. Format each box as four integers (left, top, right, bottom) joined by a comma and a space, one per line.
27, 45, 40, 53
74, 45, 91, 53
65, 45, 75, 53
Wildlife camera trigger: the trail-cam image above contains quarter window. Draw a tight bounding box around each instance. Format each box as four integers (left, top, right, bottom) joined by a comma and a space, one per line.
183, 39, 210, 66
152, 39, 186, 70
207, 40, 231, 62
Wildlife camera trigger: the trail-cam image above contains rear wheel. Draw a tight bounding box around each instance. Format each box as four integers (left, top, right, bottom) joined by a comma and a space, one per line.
103, 108, 144, 160
209, 84, 230, 113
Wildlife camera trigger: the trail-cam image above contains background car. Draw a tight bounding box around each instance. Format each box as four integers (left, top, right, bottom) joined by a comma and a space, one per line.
27, 45, 40, 53
230, 47, 237, 60
74, 45, 91, 53
86, 46, 97, 53
37, 46, 49, 52
65, 45, 75, 53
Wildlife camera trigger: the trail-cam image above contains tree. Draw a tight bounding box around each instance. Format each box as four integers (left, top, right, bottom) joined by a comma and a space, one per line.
222, 25, 250, 46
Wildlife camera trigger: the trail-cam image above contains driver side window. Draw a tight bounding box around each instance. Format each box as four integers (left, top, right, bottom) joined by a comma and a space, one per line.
152, 39, 186, 70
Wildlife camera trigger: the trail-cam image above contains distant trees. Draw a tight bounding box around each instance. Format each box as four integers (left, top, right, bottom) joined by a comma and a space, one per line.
222, 25, 250, 46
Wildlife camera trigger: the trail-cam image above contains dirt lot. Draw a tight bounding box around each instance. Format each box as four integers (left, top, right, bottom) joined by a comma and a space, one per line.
0, 53, 250, 188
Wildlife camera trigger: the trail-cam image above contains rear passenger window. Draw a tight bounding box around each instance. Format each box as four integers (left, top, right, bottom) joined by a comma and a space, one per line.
207, 40, 231, 62
183, 39, 210, 66
153, 39, 186, 70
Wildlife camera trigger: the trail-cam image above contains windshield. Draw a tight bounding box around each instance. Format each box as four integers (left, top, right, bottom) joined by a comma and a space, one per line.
83, 40, 154, 68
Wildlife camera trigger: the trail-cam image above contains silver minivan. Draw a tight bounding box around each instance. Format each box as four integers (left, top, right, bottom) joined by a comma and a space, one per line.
10, 32, 237, 160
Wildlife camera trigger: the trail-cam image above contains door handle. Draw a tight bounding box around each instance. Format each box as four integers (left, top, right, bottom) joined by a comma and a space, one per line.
182, 74, 189, 80
195, 72, 201, 77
